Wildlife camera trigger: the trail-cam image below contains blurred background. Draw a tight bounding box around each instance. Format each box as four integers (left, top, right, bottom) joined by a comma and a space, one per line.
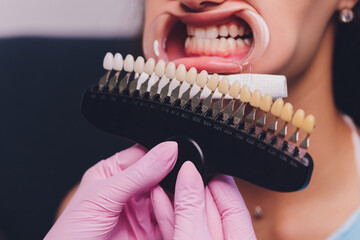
0, 0, 144, 239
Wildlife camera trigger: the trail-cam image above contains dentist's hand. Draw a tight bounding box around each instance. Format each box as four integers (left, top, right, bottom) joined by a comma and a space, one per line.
45, 142, 178, 240
151, 161, 257, 240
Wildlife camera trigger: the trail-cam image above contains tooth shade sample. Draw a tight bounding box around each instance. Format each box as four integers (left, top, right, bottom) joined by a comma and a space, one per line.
165, 62, 176, 79
124, 54, 135, 72
302, 114, 316, 134
259, 94, 273, 112
229, 24, 238, 37
280, 103, 294, 122
292, 109, 305, 128
240, 85, 251, 102
206, 26, 218, 39
186, 67, 197, 85
144, 58, 156, 75
250, 89, 262, 108
218, 77, 230, 95
207, 74, 220, 91
155, 60, 166, 77
134, 56, 145, 73
103, 52, 114, 70
270, 98, 284, 117
175, 64, 187, 82
196, 70, 208, 88
113, 53, 123, 71
229, 81, 241, 99
219, 25, 228, 37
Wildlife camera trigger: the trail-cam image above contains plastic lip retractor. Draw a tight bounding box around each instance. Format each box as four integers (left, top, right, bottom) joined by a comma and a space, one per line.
82, 53, 315, 194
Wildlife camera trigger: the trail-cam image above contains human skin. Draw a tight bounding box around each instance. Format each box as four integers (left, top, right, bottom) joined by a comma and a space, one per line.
143, 0, 360, 239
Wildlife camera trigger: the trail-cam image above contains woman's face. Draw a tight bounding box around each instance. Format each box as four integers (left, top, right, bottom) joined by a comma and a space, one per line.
143, 0, 343, 79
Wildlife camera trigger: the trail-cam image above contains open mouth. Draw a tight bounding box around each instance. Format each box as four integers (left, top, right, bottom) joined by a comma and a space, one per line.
143, 5, 269, 74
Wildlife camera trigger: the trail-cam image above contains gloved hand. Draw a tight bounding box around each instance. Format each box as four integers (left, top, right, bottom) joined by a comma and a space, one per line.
44, 141, 178, 240
151, 161, 257, 240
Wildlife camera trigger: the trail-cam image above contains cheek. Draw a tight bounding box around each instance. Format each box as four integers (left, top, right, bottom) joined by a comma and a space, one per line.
144, 0, 168, 36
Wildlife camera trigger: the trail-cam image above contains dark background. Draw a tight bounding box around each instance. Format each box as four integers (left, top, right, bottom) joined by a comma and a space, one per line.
0, 37, 142, 240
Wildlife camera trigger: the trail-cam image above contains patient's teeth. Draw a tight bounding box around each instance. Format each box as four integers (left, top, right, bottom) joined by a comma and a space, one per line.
103, 52, 114, 70
207, 74, 220, 91
195, 28, 206, 39
240, 85, 251, 103
238, 25, 245, 36
206, 26, 218, 39
134, 56, 145, 73
196, 38, 204, 51
229, 81, 241, 98
236, 39, 245, 47
113, 53, 123, 71
185, 38, 191, 48
219, 25, 228, 37
175, 64, 187, 82
227, 38, 236, 50
250, 89, 262, 108
270, 98, 284, 117
124, 54, 135, 72
155, 60, 166, 77
302, 114, 315, 134
186, 67, 197, 85
244, 38, 253, 46
165, 62, 176, 79
187, 26, 195, 36
144, 58, 155, 75
218, 38, 227, 52
204, 39, 211, 52
229, 24, 238, 38
196, 70, 208, 88
280, 103, 293, 122
259, 94, 273, 113
218, 77, 230, 95
292, 109, 305, 128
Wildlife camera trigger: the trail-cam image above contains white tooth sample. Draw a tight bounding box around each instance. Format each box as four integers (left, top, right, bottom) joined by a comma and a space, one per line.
207, 74, 220, 91
196, 70, 208, 88
218, 77, 230, 95
113, 53, 123, 71
227, 38, 236, 50
240, 85, 251, 102
186, 67, 197, 85
175, 64, 187, 82
194, 28, 206, 39
250, 89, 262, 108
165, 62, 176, 79
124, 54, 135, 72
238, 25, 245, 36
219, 25, 228, 37
103, 52, 114, 70
134, 56, 145, 73
211, 39, 219, 54
144, 58, 156, 75
244, 38, 253, 46
229, 81, 241, 99
229, 24, 238, 38
218, 37, 227, 51
185, 38, 191, 48
206, 26, 219, 39
236, 39, 245, 47
155, 60, 166, 77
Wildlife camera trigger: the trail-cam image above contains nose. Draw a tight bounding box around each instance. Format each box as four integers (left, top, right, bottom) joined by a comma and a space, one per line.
180, 0, 226, 10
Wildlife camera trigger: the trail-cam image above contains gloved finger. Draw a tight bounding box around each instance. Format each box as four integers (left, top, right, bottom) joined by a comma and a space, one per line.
173, 161, 212, 240
205, 186, 224, 240
151, 185, 175, 240
84, 144, 148, 180
103, 141, 178, 212
208, 175, 256, 240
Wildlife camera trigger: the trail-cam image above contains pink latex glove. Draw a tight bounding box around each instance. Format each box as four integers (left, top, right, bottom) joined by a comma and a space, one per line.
45, 141, 178, 240
151, 161, 257, 240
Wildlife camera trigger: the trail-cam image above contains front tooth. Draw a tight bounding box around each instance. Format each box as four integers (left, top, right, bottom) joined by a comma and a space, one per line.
236, 39, 245, 47
186, 67, 197, 85
204, 39, 211, 52
259, 94, 273, 112
194, 28, 206, 39
144, 58, 156, 75
240, 85, 251, 102
229, 24, 238, 38
134, 56, 145, 73
165, 62, 176, 79
250, 89, 262, 108
113, 53, 123, 71
155, 60, 166, 77
124, 54, 134, 72
218, 77, 230, 95
238, 25, 245, 36
206, 26, 218, 39
229, 81, 241, 99
218, 37, 227, 52
175, 64, 187, 82
270, 98, 284, 117
227, 38, 236, 50
211, 39, 219, 54
219, 25, 228, 37
302, 114, 316, 134
207, 74, 220, 91
196, 70, 208, 88
280, 103, 293, 122
196, 38, 204, 52
103, 52, 114, 70
292, 109, 305, 128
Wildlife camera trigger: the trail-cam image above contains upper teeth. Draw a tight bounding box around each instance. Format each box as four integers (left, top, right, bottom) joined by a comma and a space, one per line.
187, 23, 250, 39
